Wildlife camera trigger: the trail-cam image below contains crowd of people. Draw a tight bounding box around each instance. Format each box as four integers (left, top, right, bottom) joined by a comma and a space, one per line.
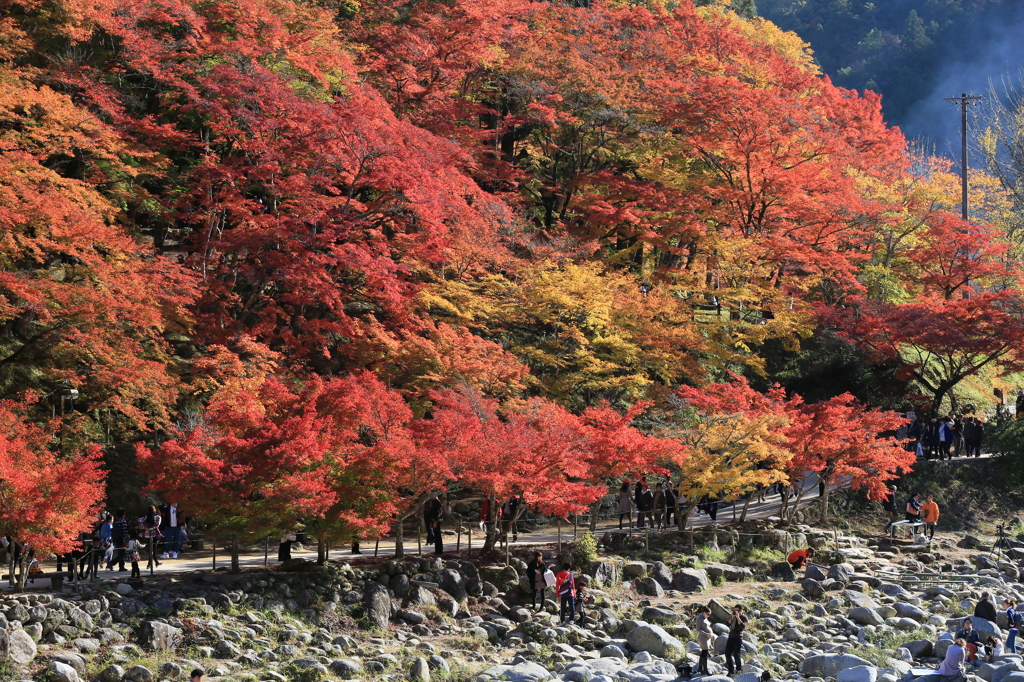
898, 414, 985, 461
3, 503, 189, 585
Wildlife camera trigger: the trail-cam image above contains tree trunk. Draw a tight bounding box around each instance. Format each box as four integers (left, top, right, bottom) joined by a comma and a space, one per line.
739, 492, 754, 523
230, 536, 240, 573
394, 515, 406, 559
588, 496, 602, 532
15, 550, 30, 592
317, 536, 327, 565
778, 486, 790, 518
482, 495, 499, 553
819, 475, 832, 526
786, 481, 810, 524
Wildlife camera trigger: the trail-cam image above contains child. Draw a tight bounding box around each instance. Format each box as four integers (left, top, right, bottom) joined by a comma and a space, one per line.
987, 636, 1004, 662
127, 530, 146, 579
575, 583, 587, 623
555, 562, 576, 625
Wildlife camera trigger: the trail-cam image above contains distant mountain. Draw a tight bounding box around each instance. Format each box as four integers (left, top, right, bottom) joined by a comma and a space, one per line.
757, 0, 1022, 145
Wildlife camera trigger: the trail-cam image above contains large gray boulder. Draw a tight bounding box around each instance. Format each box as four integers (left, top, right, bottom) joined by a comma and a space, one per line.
328, 659, 363, 679
141, 621, 181, 652
620, 660, 678, 682
482, 661, 552, 682
903, 639, 933, 659
640, 607, 680, 624
363, 582, 392, 629
671, 568, 708, 593
849, 607, 885, 626
800, 654, 875, 678
704, 563, 753, 581
626, 623, 685, 657
836, 666, 877, 682
960, 617, 1003, 641
586, 561, 619, 588
650, 562, 673, 587
844, 590, 879, 609
47, 661, 81, 682
805, 564, 828, 581
828, 563, 854, 583
0, 628, 7, 661
636, 578, 664, 597
437, 569, 468, 602
802, 578, 824, 597
9, 628, 37, 665
895, 603, 926, 622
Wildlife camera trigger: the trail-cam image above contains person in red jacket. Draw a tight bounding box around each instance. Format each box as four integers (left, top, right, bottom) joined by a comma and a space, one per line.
787, 547, 815, 570
555, 562, 576, 625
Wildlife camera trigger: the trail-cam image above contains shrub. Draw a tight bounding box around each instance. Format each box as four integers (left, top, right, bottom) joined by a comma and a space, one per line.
570, 532, 598, 569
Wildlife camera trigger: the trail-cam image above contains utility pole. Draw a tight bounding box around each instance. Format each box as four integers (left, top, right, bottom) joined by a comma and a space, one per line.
943, 92, 984, 221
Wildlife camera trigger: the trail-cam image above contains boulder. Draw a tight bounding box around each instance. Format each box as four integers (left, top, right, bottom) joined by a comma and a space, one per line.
141, 621, 181, 652
635, 577, 664, 598
704, 563, 753, 581
805, 564, 828, 581
0, 629, 7, 661
482, 661, 553, 682
9, 627, 37, 665
98, 665, 124, 682
410, 657, 431, 682
364, 582, 392, 629
47, 661, 81, 682
800, 654, 876, 678
626, 623, 684, 657
707, 599, 731, 624
771, 562, 796, 581
849, 607, 885, 626
828, 563, 854, 583
903, 639, 933, 659
328, 659, 363, 679
123, 665, 154, 682
650, 562, 673, 587
844, 590, 880, 609
437, 569, 468, 602
670, 568, 708, 593
586, 561, 619, 588
837, 666, 878, 682
963, 617, 1003, 641
802, 578, 824, 597
640, 607, 680, 624
620, 660, 678, 682
894, 603, 926, 622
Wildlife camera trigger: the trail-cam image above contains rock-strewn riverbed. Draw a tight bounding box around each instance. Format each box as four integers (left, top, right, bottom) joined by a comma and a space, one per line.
4, 528, 1024, 682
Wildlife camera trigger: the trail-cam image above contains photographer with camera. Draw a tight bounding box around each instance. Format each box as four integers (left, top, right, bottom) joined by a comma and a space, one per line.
725, 604, 748, 676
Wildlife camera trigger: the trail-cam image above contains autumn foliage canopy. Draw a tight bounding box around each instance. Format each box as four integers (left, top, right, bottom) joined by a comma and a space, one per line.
2, 0, 1020, 562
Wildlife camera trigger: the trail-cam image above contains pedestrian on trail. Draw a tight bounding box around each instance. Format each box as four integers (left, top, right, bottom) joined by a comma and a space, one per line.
140, 505, 162, 571
664, 484, 678, 528
636, 482, 654, 529
939, 417, 954, 460
967, 418, 985, 458
883, 486, 898, 530
953, 416, 965, 457
526, 551, 548, 611
278, 529, 296, 562
937, 638, 967, 678
617, 482, 633, 530
425, 498, 444, 554
922, 495, 940, 539
555, 562, 576, 625
1005, 599, 1021, 653
725, 604, 748, 676
975, 592, 998, 622
695, 605, 714, 675
108, 508, 129, 572
652, 483, 665, 529
905, 493, 922, 523
127, 530, 145, 579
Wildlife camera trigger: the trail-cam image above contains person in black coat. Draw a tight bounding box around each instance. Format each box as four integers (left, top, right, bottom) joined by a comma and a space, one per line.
526, 551, 549, 610
975, 592, 999, 623
424, 498, 443, 554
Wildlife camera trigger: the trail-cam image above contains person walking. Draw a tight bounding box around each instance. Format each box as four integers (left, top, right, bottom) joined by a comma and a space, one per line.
1006, 600, 1021, 653
108, 508, 129, 572
127, 530, 146, 579
922, 495, 940, 540
140, 505, 163, 571
939, 418, 954, 460
636, 482, 654, 529
696, 605, 714, 675
975, 592, 999, 622
425, 498, 444, 554
555, 562, 576, 625
278, 529, 296, 562
725, 604, 748, 676
664, 484, 678, 528
968, 418, 985, 458
526, 551, 548, 611
617, 482, 632, 530
953, 416, 965, 457
159, 503, 185, 559
652, 483, 665, 530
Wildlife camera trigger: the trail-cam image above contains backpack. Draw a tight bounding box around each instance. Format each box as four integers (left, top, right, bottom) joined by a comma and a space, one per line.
557, 572, 574, 597
1014, 611, 1023, 628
